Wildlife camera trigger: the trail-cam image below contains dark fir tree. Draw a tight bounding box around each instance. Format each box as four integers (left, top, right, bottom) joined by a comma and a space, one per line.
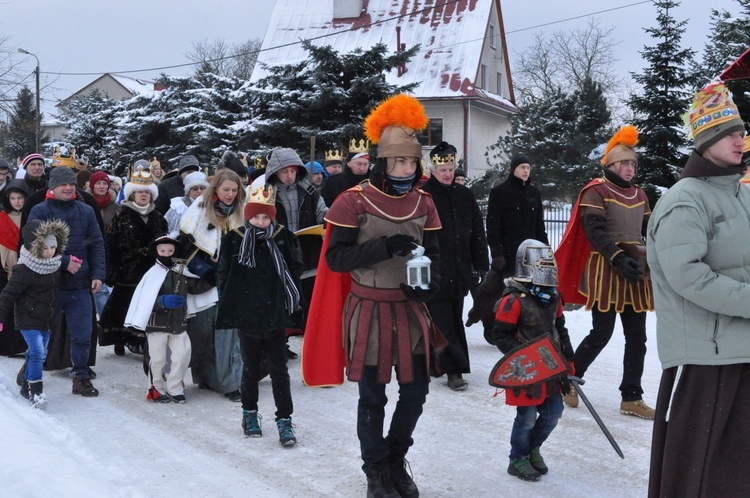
482, 78, 612, 202
250, 40, 419, 158
58, 90, 119, 170
694, 0, 750, 131
0, 86, 42, 159
628, 0, 696, 200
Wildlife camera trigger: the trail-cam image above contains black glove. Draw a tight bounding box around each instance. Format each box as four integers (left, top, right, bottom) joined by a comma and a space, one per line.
471, 270, 487, 288
385, 234, 418, 257
561, 375, 572, 395
613, 253, 643, 285
399, 281, 439, 302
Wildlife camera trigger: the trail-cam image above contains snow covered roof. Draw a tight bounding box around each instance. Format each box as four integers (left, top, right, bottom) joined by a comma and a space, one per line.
253, 0, 515, 110
59, 73, 156, 108
108, 74, 157, 97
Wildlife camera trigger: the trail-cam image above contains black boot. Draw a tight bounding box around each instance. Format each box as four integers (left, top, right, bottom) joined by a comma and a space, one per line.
365, 463, 399, 498
390, 457, 419, 498
20, 378, 29, 399
27, 379, 46, 409
16, 361, 27, 387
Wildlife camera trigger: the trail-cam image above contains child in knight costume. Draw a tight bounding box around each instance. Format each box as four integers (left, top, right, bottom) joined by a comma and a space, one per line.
125, 235, 215, 403
491, 239, 574, 482
324, 94, 446, 498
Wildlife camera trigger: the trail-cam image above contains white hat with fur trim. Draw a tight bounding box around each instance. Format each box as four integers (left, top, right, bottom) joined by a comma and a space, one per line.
123, 159, 159, 201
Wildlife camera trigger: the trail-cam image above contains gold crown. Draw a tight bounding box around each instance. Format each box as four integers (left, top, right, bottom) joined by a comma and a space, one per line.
254, 157, 265, 170
149, 157, 161, 169
51, 146, 77, 169
247, 184, 276, 206
430, 153, 456, 165
349, 138, 370, 154
239, 153, 249, 168
325, 149, 344, 161
130, 159, 153, 186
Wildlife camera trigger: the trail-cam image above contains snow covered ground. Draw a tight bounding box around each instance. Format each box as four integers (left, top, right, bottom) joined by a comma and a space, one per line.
0, 303, 660, 497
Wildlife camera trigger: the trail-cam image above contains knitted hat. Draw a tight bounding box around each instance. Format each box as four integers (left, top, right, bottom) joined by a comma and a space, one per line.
177, 155, 201, 174
89, 170, 111, 189
244, 184, 277, 221
687, 83, 744, 154
364, 94, 428, 159
305, 161, 327, 177
601, 126, 638, 167
22, 153, 45, 169
123, 159, 159, 201
0, 158, 10, 171
510, 156, 530, 172
183, 171, 209, 194
454, 168, 466, 179
48, 166, 78, 189
430, 142, 458, 166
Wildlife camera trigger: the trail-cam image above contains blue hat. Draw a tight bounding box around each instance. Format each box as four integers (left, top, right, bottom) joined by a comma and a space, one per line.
305, 161, 327, 178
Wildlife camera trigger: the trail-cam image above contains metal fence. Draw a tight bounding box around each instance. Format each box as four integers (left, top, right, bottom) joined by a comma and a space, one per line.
476, 201, 572, 251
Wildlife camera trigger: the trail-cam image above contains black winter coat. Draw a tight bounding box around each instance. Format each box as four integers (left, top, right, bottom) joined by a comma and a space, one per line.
320, 169, 368, 207
106, 206, 168, 286
486, 174, 548, 264
420, 176, 489, 299
155, 175, 185, 215
0, 265, 60, 330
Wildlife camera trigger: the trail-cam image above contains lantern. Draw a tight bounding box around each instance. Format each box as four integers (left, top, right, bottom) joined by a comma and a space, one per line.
406, 245, 431, 289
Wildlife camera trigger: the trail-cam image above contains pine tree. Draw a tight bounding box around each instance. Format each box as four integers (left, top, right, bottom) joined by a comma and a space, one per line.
694, 0, 750, 130
628, 0, 696, 198
58, 89, 119, 170
250, 40, 419, 159
0, 86, 38, 159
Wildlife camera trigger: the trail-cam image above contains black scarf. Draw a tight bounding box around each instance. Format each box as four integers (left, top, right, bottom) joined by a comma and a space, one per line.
238, 222, 301, 314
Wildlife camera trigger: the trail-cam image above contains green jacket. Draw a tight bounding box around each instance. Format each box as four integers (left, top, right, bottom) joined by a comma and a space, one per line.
647, 151, 750, 369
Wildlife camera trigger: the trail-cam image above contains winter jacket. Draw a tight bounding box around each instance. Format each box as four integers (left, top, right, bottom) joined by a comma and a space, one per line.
647, 151, 750, 369
320, 169, 368, 207
215, 225, 303, 333
27, 196, 106, 290
155, 175, 185, 215
145, 264, 214, 334
486, 174, 548, 264
420, 175, 488, 299
105, 205, 167, 286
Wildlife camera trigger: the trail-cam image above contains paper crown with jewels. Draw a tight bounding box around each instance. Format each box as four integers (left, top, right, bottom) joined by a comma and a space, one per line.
685, 82, 744, 153
149, 157, 160, 170
51, 146, 78, 169
244, 184, 277, 221
349, 138, 370, 154
430, 142, 457, 165
124, 159, 158, 200
324, 148, 344, 162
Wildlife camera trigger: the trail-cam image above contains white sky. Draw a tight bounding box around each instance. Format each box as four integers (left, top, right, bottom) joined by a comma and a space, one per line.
0, 0, 742, 116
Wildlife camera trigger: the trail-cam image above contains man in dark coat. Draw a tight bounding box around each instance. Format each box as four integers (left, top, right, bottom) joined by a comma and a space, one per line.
26, 166, 106, 397
420, 141, 488, 391
17, 153, 48, 195
468, 156, 548, 344
154, 155, 200, 214
320, 140, 370, 207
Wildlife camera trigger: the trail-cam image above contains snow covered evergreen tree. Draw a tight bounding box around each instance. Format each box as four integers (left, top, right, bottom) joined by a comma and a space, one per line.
0, 85, 44, 159
628, 0, 696, 199
250, 40, 419, 159
694, 0, 750, 129
58, 90, 119, 170
483, 78, 612, 202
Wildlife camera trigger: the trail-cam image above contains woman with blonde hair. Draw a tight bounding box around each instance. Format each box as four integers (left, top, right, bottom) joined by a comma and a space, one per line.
178, 168, 246, 401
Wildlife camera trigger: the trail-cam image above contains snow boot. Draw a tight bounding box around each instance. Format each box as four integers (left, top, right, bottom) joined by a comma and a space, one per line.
167, 393, 186, 404
72, 377, 99, 397
277, 417, 297, 447
447, 373, 468, 391
563, 385, 579, 408
620, 399, 655, 420
366, 463, 399, 498
242, 410, 262, 437
19, 378, 29, 399
224, 389, 242, 402
146, 386, 171, 403
529, 447, 548, 475
507, 456, 541, 482
27, 380, 47, 409
16, 361, 26, 387
390, 457, 419, 498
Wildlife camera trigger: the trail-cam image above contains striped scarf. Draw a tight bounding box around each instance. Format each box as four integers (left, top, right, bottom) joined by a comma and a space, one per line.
238, 222, 301, 314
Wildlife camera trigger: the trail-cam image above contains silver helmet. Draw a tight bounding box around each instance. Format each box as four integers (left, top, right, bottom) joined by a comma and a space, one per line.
514, 239, 558, 286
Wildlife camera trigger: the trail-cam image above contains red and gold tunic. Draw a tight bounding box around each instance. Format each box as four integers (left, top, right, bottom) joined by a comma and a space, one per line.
325, 182, 444, 383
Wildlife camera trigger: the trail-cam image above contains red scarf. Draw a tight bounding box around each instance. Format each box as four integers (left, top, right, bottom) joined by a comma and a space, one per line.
0, 212, 20, 252
92, 192, 111, 209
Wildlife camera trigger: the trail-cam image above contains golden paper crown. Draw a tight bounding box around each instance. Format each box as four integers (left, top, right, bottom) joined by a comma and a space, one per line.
349, 138, 371, 154
51, 146, 77, 169
686, 83, 741, 139
743, 135, 750, 153
325, 149, 344, 161
247, 184, 276, 206
149, 157, 161, 169
430, 153, 456, 165
254, 157, 265, 170
129, 159, 153, 186
239, 153, 249, 169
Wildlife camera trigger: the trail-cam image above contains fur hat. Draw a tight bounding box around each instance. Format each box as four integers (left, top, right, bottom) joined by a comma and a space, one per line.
89, 170, 111, 189
183, 171, 209, 194
601, 126, 638, 167
177, 155, 201, 175
48, 166, 78, 190
22, 153, 44, 169
364, 94, 428, 159
244, 184, 277, 222
123, 159, 159, 201
22, 219, 69, 257
687, 83, 744, 154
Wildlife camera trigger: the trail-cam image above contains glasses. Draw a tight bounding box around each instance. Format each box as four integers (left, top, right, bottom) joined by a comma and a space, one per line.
190, 186, 206, 192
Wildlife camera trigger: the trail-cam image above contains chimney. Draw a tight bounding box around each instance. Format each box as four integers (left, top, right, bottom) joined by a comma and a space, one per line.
333, 0, 364, 19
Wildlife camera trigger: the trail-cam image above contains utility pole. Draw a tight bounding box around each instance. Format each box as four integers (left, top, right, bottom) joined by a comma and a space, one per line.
18, 48, 41, 153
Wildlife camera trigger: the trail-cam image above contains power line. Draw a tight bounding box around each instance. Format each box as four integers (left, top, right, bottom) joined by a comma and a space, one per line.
39, 0, 652, 78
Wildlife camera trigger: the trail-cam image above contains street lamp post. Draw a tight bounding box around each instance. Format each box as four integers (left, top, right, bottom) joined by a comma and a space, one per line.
18, 48, 41, 153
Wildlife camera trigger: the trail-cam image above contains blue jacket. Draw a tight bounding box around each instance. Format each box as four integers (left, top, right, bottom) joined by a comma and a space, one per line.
28, 197, 106, 290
